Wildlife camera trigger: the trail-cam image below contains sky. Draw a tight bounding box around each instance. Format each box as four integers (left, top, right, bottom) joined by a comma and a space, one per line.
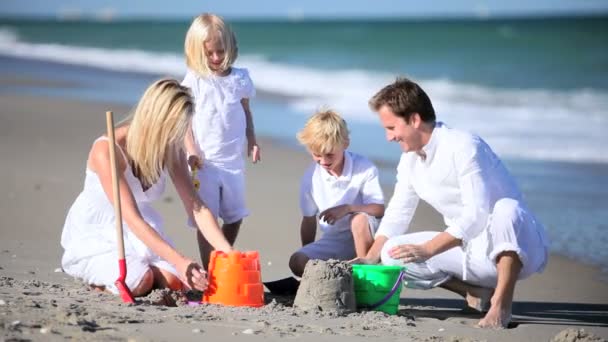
1, 0, 608, 20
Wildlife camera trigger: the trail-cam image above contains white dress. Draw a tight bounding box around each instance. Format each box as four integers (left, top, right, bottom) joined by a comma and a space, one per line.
61, 137, 177, 294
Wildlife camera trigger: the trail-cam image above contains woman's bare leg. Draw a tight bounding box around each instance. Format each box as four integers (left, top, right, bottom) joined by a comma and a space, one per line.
130, 269, 154, 297
151, 266, 183, 291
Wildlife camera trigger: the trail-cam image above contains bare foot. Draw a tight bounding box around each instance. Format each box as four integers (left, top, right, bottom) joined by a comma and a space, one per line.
89, 284, 107, 293
477, 305, 511, 329
465, 286, 494, 313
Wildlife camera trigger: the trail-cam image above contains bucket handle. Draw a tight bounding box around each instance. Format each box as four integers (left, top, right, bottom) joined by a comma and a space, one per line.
357, 270, 405, 311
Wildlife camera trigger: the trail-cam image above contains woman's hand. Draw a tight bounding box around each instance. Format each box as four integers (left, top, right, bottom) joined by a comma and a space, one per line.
388, 243, 433, 264
177, 259, 208, 291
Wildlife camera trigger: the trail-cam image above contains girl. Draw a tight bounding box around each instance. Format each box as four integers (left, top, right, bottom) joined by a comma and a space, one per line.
182, 13, 260, 268
61, 79, 233, 296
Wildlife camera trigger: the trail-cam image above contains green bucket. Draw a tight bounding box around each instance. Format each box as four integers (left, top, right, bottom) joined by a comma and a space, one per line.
352, 264, 405, 315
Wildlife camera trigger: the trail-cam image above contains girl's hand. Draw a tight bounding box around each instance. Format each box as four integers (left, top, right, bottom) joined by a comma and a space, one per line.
177, 259, 208, 291
249, 143, 261, 163
388, 243, 433, 264
188, 155, 202, 170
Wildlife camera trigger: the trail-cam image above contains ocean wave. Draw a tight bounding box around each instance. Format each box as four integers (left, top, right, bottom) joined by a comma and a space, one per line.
1, 27, 607, 163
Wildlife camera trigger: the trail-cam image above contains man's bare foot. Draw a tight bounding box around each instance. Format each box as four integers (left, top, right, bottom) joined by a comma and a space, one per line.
465, 286, 494, 313
477, 304, 511, 329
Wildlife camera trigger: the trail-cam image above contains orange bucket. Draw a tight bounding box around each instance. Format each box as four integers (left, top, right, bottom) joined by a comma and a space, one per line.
203, 250, 264, 307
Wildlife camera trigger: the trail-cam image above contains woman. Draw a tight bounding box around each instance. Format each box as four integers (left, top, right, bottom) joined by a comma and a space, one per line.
61, 78, 232, 296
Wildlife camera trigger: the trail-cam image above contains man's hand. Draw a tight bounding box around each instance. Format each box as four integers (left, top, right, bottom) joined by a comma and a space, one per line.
388, 243, 433, 264
319, 204, 351, 225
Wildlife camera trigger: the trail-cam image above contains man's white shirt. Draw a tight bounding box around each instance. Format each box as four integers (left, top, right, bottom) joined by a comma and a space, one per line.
377, 122, 527, 244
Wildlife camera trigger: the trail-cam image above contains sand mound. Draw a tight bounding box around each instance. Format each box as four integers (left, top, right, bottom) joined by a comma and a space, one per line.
551, 328, 606, 342
293, 259, 356, 314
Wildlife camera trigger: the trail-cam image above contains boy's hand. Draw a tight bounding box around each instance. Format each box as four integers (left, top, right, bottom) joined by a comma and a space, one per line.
248, 143, 261, 163
319, 204, 351, 225
348, 257, 377, 265
188, 154, 202, 170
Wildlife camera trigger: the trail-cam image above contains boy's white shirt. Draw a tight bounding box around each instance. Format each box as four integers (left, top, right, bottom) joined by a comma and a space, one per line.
182, 67, 256, 170
299, 151, 385, 234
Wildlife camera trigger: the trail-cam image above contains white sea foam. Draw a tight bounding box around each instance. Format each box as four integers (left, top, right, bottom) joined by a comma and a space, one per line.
1, 27, 607, 163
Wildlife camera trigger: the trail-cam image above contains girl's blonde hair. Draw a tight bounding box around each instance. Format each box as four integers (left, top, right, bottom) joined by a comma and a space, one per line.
118, 78, 193, 188
297, 109, 350, 155
184, 13, 238, 77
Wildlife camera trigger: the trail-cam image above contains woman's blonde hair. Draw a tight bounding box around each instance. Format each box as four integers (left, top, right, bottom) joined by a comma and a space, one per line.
297, 109, 350, 155
118, 78, 193, 188
184, 13, 238, 77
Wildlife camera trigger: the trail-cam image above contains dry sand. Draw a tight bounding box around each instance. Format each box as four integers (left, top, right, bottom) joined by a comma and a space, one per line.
1, 92, 607, 341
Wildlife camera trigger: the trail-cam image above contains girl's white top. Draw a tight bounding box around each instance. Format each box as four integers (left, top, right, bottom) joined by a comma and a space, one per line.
182, 67, 256, 170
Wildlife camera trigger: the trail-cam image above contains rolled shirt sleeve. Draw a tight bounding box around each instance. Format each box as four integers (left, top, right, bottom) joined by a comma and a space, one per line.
375, 154, 420, 239
360, 166, 385, 206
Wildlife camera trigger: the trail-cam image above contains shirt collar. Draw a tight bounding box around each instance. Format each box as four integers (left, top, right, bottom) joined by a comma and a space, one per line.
420, 121, 442, 164
321, 151, 353, 182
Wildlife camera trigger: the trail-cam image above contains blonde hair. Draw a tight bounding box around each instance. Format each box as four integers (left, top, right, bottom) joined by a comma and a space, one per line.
297, 109, 350, 154
118, 78, 193, 188
184, 13, 238, 77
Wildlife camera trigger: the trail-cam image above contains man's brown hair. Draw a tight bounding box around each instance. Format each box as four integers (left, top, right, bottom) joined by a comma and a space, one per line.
369, 77, 436, 123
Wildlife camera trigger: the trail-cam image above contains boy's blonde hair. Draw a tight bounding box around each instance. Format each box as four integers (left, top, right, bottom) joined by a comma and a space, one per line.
119, 78, 193, 188
297, 109, 350, 154
184, 13, 238, 77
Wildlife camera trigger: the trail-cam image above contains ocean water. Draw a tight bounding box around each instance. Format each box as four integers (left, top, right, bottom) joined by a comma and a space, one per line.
0, 17, 607, 270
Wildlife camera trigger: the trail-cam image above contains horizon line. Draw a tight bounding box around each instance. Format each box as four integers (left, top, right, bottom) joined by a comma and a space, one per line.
1, 10, 607, 23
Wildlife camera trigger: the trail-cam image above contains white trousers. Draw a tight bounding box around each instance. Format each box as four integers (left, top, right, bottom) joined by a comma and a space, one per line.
381, 198, 548, 289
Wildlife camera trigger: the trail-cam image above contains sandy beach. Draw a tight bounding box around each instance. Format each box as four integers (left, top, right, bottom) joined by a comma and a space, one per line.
1, 89, 607, 341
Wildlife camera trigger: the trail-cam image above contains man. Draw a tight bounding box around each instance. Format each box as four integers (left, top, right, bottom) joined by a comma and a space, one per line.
360, 77, 549, 328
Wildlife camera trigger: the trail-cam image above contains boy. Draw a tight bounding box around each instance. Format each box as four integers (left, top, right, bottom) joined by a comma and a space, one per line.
288, 110, 385, 277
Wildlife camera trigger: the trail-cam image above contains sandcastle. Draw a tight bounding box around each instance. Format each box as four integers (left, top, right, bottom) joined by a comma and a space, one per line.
293, 259, 356, 314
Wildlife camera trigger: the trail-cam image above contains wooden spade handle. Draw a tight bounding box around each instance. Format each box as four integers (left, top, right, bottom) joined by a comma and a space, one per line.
106, 111, 126, 260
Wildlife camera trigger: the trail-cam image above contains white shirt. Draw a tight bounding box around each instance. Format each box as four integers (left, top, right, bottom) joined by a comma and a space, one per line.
376, 122, 525, 243
182, 67, 255, 170
300, 151, 385, 235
